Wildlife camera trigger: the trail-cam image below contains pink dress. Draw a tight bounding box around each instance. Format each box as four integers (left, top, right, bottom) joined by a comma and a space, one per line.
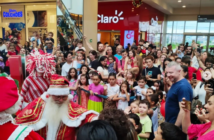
69, 79, 78, 103
188, 122, 214, 140
80, 85, 89, 108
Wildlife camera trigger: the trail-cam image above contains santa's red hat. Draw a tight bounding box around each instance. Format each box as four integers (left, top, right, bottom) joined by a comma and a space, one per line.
47, 74, 70, 96
0, 77, 19, 112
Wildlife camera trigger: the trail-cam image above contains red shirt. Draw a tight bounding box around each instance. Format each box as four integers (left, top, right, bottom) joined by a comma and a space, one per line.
188, 67, 202, 81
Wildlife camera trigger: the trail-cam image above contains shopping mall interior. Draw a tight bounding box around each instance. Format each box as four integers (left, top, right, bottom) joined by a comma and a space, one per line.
56, 0, 214, 53
0, 0, 214, 52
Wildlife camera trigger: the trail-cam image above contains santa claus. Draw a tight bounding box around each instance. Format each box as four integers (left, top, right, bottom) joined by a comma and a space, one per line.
21, 51, 56, 106
0, 77, 43, 140
15, 74, 99, 140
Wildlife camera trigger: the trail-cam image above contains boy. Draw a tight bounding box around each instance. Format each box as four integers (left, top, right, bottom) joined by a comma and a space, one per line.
138, 99, 152, 140
45, 32, 54, 44
75, 41, 86, 52
154, 122, 186, 140
134, 76, 147, 100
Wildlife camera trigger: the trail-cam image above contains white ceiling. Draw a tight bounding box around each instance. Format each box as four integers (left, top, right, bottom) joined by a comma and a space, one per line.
98, 0, 214, 8
163, 0, 214, 8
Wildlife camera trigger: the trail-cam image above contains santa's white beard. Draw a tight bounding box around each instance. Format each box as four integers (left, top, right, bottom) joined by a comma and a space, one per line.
44, 97, 69, 140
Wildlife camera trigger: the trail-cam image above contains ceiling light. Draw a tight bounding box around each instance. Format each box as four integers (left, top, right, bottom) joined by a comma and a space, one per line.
178, 0, 182, 2
182, 5, 186, 8
33, 5, 36, 6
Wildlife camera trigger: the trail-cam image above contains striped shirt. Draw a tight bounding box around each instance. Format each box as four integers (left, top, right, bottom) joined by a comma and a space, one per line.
21, 76, 50, 103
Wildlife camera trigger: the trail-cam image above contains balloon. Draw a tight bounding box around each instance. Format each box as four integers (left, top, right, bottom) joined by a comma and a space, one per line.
160, 100, 165, 118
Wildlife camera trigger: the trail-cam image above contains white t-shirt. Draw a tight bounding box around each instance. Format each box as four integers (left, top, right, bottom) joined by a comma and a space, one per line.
97, 66, 109, 77
106, 84, 119, 97
117, 92, 130, 111
75, 47, 86, 52
134, 86, 147, 100
61, 61, 77, 76
0, 44, 7, 51
191, 56, 199, 69
193, 81, 206, 105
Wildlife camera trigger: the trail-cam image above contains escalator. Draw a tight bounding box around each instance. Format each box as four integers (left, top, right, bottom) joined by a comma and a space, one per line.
57, 0, 83, 40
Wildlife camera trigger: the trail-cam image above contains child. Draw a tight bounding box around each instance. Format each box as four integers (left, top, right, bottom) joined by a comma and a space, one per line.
147, 94, 159, 140
75, 41, 86, 52
88, 70, 97, 84
88, 73, 104, 113
116, 72, 125, 86
154, 122, 186, 140
138, 99, 152, 140
0, 55, 4, 70
134, 76, 147, 100
6, 44, 17, 67
124, 100, 140, 114
108, 55, 116, 74
78, 64, 90, 79
113, 81, 130, 111
79, 74, 89, 109
68, 68, 79, 103
128, 113, 143, 140
146, 88, 155, 96
76, 52, 87, 75
104, 73, 119, 109
45, 32, 54, 44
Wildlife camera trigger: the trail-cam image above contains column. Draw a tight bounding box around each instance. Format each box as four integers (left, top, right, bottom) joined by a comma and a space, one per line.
83, 0, 98, 52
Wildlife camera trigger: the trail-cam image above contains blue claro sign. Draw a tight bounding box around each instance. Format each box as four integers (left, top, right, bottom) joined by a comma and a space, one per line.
3, 9, 23, 18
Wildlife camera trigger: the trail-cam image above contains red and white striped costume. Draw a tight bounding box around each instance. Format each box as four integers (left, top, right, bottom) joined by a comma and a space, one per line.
21, 51, 56, 105
21, 76, 50, 103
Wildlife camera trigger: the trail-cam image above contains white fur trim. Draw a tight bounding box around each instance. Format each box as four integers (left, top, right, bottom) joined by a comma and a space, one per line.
47, 88, 70, 95
68, 94, 73, 100
21, 102, 29, 110
8, 125, 33, 140
41, 92, 49, 102
61, 110, 99, 127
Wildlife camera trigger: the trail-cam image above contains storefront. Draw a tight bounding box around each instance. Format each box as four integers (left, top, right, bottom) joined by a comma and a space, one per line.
0, 2, 57, 46
98, 1, 165, 47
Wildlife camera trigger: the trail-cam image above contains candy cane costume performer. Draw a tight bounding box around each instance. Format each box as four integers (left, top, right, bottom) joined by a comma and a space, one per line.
21, 50, 56, 106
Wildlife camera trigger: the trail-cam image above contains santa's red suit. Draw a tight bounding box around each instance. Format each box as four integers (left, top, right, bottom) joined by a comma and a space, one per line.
15, 74, 98, 140
0, 77, 44, 140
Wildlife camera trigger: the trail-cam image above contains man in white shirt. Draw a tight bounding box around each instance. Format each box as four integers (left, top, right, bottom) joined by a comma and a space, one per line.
61, 52, 77, 77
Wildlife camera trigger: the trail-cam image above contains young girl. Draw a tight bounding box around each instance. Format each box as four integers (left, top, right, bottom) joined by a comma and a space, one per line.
68, 68, 79, 103
76, 52, 87, 75
104, 73, 119, 109
146, 88, 155, 96
113, 81, 130, 111
79, 74, 89, 109
108, 55, 116, 74
6, 44, 17, 67
116, 72, 125, 86
78, 64, 90, 79
124, 100, 140, 114
126, 70, 138, 101
88, 73, 104, 113
88, 70, 97, 84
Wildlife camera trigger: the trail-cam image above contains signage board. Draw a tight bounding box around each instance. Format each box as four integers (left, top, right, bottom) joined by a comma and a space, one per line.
124, 30, 134, 46
198, 15, 214, 22
2, 6, 25, 23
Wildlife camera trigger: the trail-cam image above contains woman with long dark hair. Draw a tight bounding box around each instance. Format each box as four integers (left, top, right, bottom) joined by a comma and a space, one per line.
97, 56, 109, 81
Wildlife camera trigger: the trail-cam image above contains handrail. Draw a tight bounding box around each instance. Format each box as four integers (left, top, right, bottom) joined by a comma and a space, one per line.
57, 0, 83, 39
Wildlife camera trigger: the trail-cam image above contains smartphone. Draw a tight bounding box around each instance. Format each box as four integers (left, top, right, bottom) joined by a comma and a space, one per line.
192, 73, 196, 79
148, 71, 152, 76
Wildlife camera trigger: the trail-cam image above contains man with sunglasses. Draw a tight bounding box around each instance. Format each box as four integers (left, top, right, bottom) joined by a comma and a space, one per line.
44, 40, 54, 54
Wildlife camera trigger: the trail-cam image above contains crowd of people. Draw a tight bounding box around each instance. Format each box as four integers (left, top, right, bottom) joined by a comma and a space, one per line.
0, 30, 214, 140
